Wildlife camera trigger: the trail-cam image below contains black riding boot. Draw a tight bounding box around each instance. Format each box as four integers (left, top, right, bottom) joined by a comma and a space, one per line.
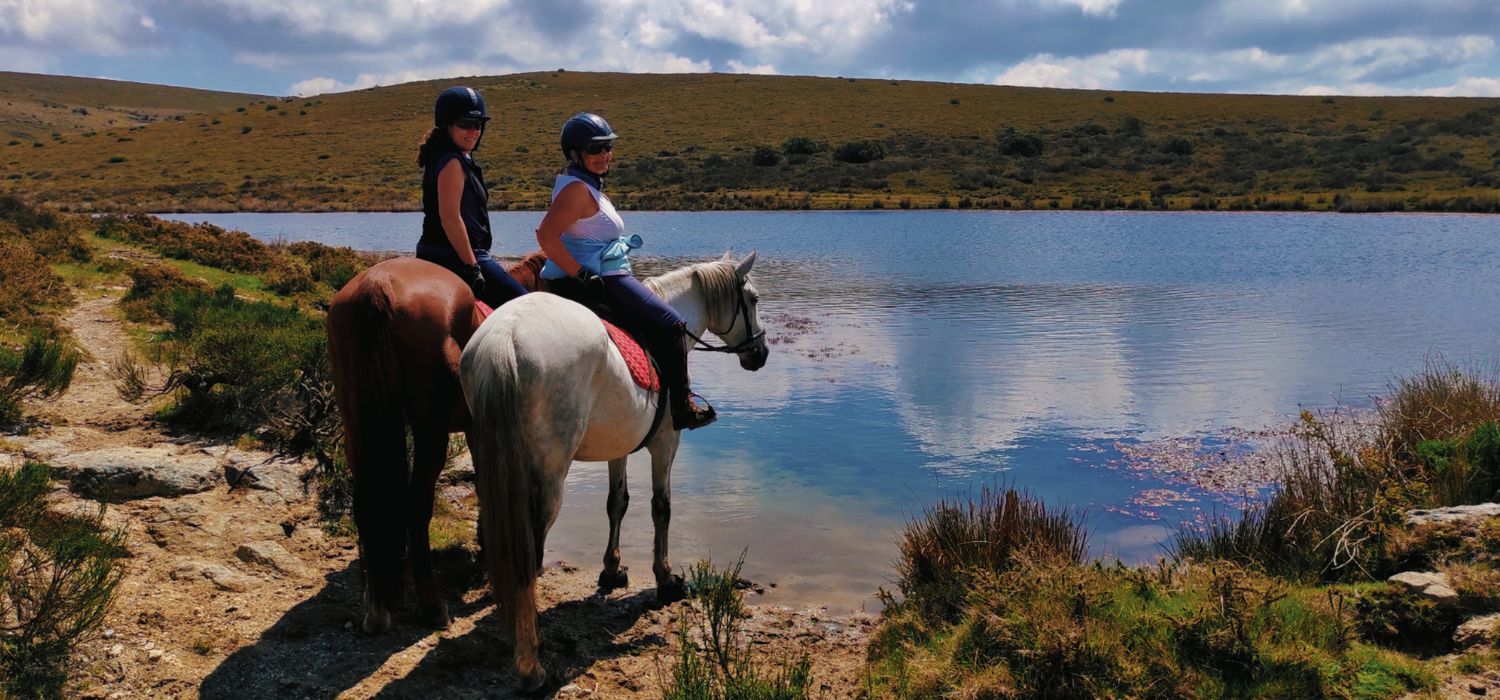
650, 327, 716, 431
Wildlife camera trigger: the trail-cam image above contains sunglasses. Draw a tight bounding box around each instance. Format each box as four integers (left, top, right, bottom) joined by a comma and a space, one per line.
452, 118, 486, 131
582, 142, 614, 155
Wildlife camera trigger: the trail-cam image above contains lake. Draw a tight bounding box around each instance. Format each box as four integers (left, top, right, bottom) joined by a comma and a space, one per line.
161, 210, 1500, 612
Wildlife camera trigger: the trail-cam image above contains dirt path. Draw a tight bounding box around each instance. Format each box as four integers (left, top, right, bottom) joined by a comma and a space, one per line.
5, 281, 872, 699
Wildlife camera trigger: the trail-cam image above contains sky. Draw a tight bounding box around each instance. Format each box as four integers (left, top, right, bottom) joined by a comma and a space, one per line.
2, 0, 1499, 98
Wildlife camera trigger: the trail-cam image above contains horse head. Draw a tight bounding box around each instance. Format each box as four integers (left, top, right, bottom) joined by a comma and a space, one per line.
706, 250, 769, 371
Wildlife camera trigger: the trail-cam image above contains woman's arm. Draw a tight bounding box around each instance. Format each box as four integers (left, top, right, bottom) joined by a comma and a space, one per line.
534, 182, 599, 277
436, 159, 477, 266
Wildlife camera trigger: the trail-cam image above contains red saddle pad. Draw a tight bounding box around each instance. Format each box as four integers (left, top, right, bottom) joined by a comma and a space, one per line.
474, 301, 657, 391
603, 321, 660, 392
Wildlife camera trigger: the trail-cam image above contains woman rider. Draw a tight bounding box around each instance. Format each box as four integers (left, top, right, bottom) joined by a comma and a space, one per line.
415, 86, 527, 306
534, 112, 716, 431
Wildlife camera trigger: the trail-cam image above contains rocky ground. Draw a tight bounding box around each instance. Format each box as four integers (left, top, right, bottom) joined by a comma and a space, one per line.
4, 283, 872, 699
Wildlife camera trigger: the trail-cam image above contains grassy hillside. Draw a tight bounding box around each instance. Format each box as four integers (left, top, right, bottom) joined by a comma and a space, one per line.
2, 70, 1498, 212
0, 72, 258, 148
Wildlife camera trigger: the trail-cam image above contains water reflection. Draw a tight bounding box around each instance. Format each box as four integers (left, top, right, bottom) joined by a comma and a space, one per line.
164, 210, 1500, 611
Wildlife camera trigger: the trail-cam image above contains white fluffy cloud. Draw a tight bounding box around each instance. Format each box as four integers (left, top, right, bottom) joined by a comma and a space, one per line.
0, 0, 156, 53
994, 34, 1499, 95
994, 49, 1153, 89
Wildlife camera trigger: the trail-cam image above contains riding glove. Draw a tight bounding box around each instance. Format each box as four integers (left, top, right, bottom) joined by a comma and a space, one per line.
464, 264, 486, 298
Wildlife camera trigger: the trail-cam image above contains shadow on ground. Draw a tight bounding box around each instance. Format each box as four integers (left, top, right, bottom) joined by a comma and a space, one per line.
199, 558, 659, 699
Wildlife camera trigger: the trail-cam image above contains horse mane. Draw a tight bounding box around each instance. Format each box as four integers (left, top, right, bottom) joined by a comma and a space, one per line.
646, 261, 739, 317
506, 251, 551, 293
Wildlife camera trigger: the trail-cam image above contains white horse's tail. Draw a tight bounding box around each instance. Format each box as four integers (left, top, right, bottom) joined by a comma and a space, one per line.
464, 330, 542, 645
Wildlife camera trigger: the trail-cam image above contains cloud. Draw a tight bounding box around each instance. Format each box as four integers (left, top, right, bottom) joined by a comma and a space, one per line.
0, 0, 158, 54
991, 34, 1499, 95
994, 49, 1153, 90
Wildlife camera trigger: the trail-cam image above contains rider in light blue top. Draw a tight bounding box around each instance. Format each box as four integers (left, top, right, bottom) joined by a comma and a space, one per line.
535, 112, 717, 431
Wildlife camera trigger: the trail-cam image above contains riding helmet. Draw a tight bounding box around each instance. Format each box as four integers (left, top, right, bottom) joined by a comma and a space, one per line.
434, 86, 489, 127
560, 112, 617, 156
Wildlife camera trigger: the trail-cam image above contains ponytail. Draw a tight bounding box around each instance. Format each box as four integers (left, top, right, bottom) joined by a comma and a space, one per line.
416, 127, 452, 168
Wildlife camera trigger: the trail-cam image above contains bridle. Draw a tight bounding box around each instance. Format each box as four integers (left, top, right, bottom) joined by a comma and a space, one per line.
682, 282, 765, 355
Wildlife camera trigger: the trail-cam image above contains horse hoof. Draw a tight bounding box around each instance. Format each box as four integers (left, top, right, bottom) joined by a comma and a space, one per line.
516, 665, 549, 695
656, 574, 687, 603
420, 601, 451, 630
362, 608, 392, 635
598, 566, 629, 591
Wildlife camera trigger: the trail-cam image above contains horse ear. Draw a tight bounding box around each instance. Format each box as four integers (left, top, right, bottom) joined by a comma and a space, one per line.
735, 250, 757, 278
719, 249, 735, 262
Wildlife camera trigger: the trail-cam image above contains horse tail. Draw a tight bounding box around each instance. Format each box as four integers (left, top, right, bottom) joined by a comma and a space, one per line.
463, 325, 542, 638
327, 277, 409, 615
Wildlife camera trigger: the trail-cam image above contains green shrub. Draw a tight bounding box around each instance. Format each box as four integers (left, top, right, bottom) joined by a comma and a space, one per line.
780, 136, 825, 156
1, 462, 126, 699
751, 145, 780, 167
895, 486, 1087, 622
662, 553, 813, 700
997, 128, 1044, 157
119, 263, 213, 323
0, 331, 81, 426
121, 284, 332, 446
833, 139, 887, 164
1353, 585, 1462, 654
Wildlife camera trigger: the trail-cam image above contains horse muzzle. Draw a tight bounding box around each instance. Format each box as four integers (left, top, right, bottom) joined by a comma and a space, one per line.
739, 339, 769, 371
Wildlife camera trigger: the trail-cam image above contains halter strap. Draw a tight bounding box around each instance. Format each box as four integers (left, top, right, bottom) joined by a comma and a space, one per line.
683, 283, 764, 354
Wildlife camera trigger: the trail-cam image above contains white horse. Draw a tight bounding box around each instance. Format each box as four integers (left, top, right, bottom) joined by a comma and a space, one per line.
460, 251, 768, 691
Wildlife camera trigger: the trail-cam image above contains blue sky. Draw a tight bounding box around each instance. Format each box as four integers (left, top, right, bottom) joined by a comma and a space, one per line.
3, 0, 1498, 97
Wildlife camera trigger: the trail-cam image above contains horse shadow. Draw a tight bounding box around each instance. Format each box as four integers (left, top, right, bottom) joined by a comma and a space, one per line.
198, 558, 660, 699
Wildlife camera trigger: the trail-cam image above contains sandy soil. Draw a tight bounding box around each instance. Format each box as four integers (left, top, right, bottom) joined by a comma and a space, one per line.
5, 279, 873, 699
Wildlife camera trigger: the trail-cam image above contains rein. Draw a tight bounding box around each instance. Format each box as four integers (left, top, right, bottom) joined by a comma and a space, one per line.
683, 282, 764, 354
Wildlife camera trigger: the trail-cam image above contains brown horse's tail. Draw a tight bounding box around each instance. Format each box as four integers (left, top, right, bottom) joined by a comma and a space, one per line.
463, 332, 543, 655
327, 279, 410, 613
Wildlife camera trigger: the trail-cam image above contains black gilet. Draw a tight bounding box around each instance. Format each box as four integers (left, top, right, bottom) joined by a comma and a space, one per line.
419, 147, 492, 251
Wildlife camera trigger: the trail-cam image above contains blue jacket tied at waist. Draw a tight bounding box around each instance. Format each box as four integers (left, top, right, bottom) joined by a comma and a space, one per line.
541, 233, 643, 278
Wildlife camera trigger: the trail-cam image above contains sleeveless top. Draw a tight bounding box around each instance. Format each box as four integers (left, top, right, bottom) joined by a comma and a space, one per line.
539, 174, 639, 279
419, 147, 492, 251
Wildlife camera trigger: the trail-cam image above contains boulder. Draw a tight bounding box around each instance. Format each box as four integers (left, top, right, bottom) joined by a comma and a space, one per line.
49, 447, 221, 501
220, 452, 308, 504
1387, 571, 1459, 602
171, 562, 255, 593
235, 540, 310, 578
1405, 503, 1500, 526
1454, 613, 1500, 649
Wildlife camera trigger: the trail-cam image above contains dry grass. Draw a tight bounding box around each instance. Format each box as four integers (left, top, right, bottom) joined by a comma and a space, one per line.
3, 71, 1498, 212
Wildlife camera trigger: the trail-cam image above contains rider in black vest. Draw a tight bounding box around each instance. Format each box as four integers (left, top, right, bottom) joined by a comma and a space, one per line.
415, 86, 527, 306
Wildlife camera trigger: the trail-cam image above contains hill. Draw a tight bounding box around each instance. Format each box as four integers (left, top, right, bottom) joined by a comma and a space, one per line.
2, 70, 1498, 212
0, 71, 259, 147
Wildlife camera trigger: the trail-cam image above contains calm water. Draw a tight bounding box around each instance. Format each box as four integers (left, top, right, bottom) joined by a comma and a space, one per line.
163, 210, 1500, 611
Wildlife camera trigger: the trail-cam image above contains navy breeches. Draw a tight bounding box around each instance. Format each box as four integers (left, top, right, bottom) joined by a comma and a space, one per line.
415, 243, 528, 307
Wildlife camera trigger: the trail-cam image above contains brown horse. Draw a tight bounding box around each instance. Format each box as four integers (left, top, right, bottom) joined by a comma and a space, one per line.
326, 253, 545, 633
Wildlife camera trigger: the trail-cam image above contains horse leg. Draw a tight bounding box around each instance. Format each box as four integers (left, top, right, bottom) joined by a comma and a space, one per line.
599, 456, 630, 590
407, 425, 451, 629
351, 432, 408, 634
511, 462, 567, 692
649, 434, 687, 602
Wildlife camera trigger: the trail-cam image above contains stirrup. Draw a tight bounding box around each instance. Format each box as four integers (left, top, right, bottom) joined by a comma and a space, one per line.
671, 392, 717, 431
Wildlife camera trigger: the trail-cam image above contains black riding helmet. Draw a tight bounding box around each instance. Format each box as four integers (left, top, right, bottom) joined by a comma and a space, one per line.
434, 86, 489, 127
560, 112, 617, 159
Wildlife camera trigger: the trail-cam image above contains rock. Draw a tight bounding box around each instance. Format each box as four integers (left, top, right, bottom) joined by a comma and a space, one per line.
1387, 571, 1460, 602
147, 649, 163, 662
1455, 613, 1500, 649
45, 496, 129, 531
221, 452, 308, 504
49, 447, 222, 501
235, 541, 309, 578
172, 561, 254, 592
107, 643, 123, 658
1406, 503, 1500, 526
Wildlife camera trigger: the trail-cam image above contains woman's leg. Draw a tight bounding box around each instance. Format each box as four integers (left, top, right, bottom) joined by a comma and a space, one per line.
600, 275, 715, 430
474, 252, 529, 306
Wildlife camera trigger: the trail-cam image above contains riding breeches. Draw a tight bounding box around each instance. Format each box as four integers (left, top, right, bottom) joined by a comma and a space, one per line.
415, 243, 528, 307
